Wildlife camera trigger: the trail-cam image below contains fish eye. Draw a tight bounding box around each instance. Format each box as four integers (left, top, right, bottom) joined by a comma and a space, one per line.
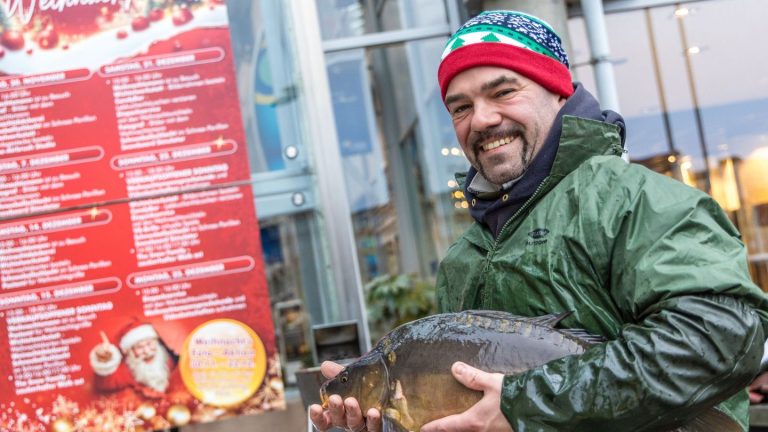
340, 374, 348, 383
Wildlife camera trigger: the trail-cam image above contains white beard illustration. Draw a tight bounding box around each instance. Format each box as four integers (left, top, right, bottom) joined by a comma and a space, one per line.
126, 344, 171, 393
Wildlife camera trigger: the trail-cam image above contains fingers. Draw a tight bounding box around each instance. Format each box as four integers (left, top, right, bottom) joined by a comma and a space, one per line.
344, 397, 366, 431
309, 404, 332, 431
366, 408, 382, 432
311, 394, 381, 432
327, 394, 346, 426
320, 361, 345, 379
451, 362, 493, 392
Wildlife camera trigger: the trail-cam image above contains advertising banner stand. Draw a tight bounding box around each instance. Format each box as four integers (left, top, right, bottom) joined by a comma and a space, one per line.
0, 1, 284, 430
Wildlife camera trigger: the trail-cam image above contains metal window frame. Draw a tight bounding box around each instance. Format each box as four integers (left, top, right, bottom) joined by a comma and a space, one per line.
286, 0, 373, 350
569, 0, 703, 16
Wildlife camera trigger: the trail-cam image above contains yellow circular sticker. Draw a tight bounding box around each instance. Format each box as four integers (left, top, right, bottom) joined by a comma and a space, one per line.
180, 319, 267, 407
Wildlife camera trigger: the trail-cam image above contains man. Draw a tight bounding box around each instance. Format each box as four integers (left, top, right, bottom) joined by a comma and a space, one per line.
311, 10, 768, 432
90, 320, 180, 399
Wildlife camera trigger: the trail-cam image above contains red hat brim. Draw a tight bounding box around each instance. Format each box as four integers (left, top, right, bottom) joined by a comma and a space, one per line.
438, 43, 574, 102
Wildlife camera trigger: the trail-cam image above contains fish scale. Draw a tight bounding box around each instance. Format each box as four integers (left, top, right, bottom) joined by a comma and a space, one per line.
320, 310, 741, 432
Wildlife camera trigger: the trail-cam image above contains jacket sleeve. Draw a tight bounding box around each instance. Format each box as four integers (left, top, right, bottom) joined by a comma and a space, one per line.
500, 178, 768, 431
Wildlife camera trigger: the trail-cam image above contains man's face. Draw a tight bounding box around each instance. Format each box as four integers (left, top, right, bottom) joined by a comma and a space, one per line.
130, 338, 159, 363
444, 66, 566, 185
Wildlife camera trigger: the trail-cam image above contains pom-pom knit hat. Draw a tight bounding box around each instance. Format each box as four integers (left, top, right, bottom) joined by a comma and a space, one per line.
438, 10, 573, 101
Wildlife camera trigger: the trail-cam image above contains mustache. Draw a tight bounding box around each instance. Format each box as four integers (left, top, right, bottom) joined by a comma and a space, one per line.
469, 125, 525, 151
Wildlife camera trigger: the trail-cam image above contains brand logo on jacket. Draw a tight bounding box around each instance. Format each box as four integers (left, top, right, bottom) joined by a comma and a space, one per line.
526, 228, 549, 245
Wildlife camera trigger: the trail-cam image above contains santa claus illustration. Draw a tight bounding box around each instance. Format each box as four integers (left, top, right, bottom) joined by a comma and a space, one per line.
90, 320, 182, 399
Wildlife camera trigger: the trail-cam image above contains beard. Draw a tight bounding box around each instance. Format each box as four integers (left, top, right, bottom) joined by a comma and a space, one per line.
468, 124, 533, 185
126, 344, 171, 393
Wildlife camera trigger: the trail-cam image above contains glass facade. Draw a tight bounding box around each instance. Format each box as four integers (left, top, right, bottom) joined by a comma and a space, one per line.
319, 0, 470, 291
225, 1, 341, 392
316, 0, 449, 40
194, 0, 768, 429
569, 0, 768, 291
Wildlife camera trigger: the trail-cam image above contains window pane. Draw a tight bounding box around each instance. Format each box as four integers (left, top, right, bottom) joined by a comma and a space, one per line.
570, 0, 768, 291
228, 2, 307, 174
316, 0, 448, 40
674, 0, 768, 286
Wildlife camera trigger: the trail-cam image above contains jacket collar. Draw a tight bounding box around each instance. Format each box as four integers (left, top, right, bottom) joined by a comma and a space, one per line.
456, 112, 625, 249
550, 115, 625, 179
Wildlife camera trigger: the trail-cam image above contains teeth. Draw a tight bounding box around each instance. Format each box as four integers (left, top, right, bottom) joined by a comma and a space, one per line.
482, 137, 512, 151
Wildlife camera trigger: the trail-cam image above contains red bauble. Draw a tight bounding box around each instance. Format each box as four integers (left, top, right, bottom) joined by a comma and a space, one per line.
172, 7, 194, 26
1, 30, 25, 51
116, 30, 128, 39
149, 8, 165, 22
37, 28, 59, 49
132, 16, 150, 31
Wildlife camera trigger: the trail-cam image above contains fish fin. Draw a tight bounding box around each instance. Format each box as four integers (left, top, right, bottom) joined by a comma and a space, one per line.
466, 310, 574, 328
389, 380, 416, 430
559, 328, 607, 344
382, 414, 410, 432
378, 354, 392, 408
527, 311, 574, 328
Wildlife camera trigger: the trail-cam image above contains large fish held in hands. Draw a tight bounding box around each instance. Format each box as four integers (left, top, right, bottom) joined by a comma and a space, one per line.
320, 310, 740, 432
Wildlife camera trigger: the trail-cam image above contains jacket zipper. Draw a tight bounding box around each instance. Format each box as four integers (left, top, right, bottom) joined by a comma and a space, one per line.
480, 176, 552, 308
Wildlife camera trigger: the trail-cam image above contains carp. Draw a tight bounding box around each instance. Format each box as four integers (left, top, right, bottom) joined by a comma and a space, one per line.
320, 310, 740, 432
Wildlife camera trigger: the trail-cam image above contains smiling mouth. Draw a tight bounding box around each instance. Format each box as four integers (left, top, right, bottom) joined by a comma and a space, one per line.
480, 136, 513, 152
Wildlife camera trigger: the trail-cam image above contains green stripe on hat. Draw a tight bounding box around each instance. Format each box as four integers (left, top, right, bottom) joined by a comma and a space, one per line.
446, 25, 559, 62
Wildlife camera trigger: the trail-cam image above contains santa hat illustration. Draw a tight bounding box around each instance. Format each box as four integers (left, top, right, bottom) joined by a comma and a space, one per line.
117, 320, 159, 353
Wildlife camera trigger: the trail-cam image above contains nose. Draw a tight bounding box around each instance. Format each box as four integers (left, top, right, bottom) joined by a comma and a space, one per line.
470, 100, 502, 132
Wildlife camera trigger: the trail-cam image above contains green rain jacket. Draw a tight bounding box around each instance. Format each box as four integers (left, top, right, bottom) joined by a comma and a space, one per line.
436, 115, 768, 431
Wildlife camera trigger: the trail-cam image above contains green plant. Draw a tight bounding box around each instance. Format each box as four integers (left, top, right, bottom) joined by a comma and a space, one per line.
364, 273, 437, 342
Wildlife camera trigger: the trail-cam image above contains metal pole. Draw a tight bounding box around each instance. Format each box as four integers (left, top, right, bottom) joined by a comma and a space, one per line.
644, 9, 676, 157
675, 3, 712, 194
580, 0, 627, 160
287, 0, 372, 350
580, 0, 621, 113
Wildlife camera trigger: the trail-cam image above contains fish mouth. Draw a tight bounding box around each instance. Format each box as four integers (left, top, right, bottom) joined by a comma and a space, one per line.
320, 387, 329, 408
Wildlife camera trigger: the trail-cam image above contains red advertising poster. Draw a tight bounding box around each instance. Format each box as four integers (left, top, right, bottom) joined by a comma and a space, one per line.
0, 1, 283, 431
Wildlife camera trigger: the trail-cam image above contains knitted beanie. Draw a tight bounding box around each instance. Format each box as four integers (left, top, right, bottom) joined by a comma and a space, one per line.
438, 10, 573, 100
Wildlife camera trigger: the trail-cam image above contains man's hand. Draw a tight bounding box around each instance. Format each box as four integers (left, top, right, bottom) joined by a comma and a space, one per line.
421, 362, 513, 432
749, 372, 768, 404
308, 361, 382, 432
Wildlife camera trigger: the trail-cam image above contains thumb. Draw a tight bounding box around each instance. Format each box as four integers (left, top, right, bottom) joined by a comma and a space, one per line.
451, 362, 493, 391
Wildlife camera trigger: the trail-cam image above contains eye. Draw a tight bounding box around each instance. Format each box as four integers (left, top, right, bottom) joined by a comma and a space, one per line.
451, 104, 471, 118
495, 88, 514, 98
340, 374, 348, 383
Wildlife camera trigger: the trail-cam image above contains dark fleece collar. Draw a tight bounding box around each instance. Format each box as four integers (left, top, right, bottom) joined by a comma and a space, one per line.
463, 83, 626, 236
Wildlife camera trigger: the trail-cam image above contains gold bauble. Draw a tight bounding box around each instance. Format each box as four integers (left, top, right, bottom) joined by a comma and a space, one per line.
166, 404, 191, 426
51, 418, 74, 432
136, 403, 156, 420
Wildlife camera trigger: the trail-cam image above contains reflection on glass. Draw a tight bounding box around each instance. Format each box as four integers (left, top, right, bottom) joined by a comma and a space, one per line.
326, 37, 474, 285
315, 0, 448, 40
259, 213, 328, 386
227, 2, 333, 389
227, 1, 304, 174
